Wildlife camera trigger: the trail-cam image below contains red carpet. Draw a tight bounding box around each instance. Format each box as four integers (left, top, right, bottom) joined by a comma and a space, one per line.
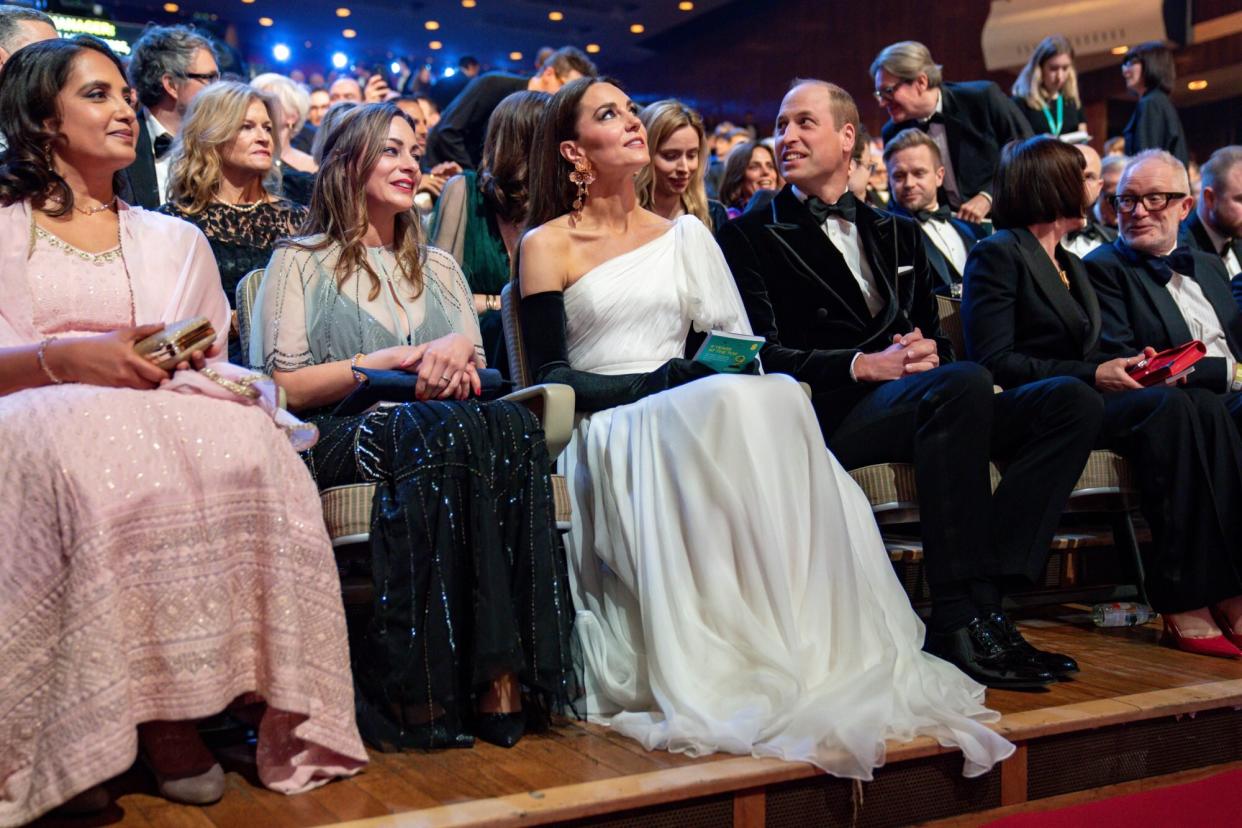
986, 767, 1242, 827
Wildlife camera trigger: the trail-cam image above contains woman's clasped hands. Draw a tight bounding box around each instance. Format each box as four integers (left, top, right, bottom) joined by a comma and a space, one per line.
362, 333, 482, 401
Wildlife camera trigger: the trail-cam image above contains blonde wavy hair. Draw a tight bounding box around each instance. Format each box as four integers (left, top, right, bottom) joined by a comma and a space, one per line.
284, 102, 425, 302
165, 81, 283, 214
635, 99, 713, 230
1012, 35, 1080, 110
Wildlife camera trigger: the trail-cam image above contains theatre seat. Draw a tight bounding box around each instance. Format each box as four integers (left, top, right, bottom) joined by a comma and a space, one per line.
236, 270, 577, 603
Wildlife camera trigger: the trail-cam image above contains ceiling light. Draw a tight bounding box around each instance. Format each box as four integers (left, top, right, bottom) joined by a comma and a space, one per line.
241, 0, 254, 4
461, 0, 476, 6
163, 2, 179, 11
335, 7, 350, 16
1111, 45, 1128, 55
678, 1, 694, 9
331, 51, 348, 69
509, 51, 523, 61
425, 20, 440, 30
548, 10, 563, 20
258, 16, 273, 26
304, 39, 312, 47
429, 40, 442, 50
272, 43, 290, 61
342, 28, 356, 38
630, 23, 644, 34
585, 43, 600, 54
1188, 79, 1208, 91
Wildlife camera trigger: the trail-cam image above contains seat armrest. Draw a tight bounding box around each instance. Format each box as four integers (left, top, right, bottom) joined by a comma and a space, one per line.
501, 383, 576, 460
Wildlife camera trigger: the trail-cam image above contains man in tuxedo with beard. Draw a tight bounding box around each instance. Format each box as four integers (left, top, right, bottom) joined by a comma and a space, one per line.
1180, 146, 1242, 280
882, 128, 987, 296
717, 79, 1101, 690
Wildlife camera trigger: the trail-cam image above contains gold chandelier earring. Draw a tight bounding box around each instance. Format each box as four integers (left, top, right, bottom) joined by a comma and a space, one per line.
569, 158, 595, 222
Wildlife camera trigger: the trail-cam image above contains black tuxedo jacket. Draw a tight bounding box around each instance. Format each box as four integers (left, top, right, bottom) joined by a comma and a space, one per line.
1085, 240, 1240, 391
962, 228, 1102, 389
718, 185, 952, 417
881, 81, 1032, 203
119, 114, 161, 209
1180, 211, 1242, 277
888, 203, 987, 292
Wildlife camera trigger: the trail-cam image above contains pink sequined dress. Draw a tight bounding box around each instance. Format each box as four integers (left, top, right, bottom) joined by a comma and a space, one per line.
0, 203, 367, 826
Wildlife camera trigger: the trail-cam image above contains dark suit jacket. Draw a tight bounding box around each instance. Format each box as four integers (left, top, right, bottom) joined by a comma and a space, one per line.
718, 185, 952, 427
888, 203, 988, 292
1085, 240, 1239, 391
962, 228, 1102, 389
881, 81, 1032, 203
119, 114, 161, 209
1180, 211, 1242, 277
1123, 88, 1189, 167
424, 72, 528, 170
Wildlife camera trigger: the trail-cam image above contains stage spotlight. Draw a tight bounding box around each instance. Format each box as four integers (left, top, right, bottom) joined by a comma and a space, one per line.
331, 51, 349, 69
273, 43, 291, 62
444, 66, 456, 77
390, 61, 402, 74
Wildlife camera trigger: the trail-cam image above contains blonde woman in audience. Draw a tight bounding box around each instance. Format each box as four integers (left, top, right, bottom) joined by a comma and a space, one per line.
516, 77, 1013, 780
0, 38, 365, 824
1011, 35, 1088, 138
251, 103, 574, 752
251, 72, 317, 205
635, 98, 727, 230
159, 81, 307, 360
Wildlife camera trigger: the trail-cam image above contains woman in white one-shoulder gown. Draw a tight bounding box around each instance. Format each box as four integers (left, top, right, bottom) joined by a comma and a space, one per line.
517, 79, 1014, 780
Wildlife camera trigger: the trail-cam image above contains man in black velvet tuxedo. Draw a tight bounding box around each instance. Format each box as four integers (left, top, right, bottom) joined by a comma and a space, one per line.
1179, 146, 1242, 280
119, 26, 219, 209
1087, 150, 1242, 427
882, 128, 987, 296
873, 41, 1031, 224
718, 79, 1100, 690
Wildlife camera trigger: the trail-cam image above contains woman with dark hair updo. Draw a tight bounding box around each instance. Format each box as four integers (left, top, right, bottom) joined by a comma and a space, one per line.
250, 102, 575, 752
0, 37, 366, 822
430, 90, 550, 374
962, 135, 1242, 658
516, 76, 1013, 778
1120, 41, 1188, 164
717, 141, 779, 218
157, 80, 307, 362
1010, 36, 1088, 138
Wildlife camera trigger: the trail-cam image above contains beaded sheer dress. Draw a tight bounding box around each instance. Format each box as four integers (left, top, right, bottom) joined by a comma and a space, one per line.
251, 238, 575, 750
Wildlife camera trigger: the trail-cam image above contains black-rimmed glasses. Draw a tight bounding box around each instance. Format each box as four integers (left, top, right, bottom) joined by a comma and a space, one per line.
873, 79, 912, 103
1110, 192, 1187, 213
178, 71, 221, 84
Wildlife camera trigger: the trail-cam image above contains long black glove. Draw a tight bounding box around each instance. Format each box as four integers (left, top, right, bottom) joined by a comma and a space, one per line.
519, 290, 716, 412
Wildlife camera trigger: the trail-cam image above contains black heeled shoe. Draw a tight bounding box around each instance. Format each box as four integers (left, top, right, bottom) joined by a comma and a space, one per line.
473, 712, 525, 748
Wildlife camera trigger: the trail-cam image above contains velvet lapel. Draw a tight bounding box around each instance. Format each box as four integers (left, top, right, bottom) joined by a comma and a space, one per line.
765, 186, 870, 325
854, 205, 902, 338
1012, 228, 1093, 352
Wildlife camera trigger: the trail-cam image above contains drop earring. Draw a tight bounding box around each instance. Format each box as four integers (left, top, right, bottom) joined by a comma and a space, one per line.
569, 158, 595, 222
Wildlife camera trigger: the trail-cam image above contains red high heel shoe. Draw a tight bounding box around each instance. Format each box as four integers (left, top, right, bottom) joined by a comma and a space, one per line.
1162, 616, 1242, 659
1210, 606, 1242, 650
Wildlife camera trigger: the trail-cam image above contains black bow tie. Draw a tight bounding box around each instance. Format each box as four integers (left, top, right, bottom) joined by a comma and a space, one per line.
1067, 222, 1106, 243
153, 133, 173, 160
915, 204, 952, 223
805, 192, 857, 225
1116, 238, 1197, 287
917, 113, 945, 132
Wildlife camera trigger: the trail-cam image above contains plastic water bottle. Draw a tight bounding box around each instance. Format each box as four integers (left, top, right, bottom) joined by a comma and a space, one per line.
1091, 602, 1156, 627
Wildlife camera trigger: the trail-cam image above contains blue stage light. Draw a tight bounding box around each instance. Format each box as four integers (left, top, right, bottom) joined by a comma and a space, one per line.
331, 51, 348, 69
390, 61, 402, 75
272, 43, 291, 62
443, 66, 456, 77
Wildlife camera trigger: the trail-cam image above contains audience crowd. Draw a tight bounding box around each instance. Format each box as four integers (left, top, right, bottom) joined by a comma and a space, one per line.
2, 4, 1241, 823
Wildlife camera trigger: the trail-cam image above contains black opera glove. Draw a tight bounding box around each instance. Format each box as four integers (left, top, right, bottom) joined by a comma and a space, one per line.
518, 290, 717, 413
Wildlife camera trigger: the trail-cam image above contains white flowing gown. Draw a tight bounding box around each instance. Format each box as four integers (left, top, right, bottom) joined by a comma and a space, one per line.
560, 215, 1014, 779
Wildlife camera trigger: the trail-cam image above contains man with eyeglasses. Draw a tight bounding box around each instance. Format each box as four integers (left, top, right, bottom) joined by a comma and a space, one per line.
872, 41, 1030, 225
1180, 146, 1242, 280
1086, 150, 1242, 424
120, 25, 220, 209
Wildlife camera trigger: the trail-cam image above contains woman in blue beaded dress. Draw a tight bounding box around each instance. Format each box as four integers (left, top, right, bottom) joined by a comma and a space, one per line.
250, 103, 574, 751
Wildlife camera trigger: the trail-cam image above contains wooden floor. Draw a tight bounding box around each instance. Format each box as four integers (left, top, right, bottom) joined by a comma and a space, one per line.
30, 606, 1242, 828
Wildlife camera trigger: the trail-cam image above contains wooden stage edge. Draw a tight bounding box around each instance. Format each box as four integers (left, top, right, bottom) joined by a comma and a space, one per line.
329, 678, 1242, 828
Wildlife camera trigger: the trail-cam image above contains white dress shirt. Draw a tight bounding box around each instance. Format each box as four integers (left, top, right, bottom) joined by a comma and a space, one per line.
792, 186, 885, 317
1200, 215, 1241, 278
1061, 232, 1105, 260
921, 215, 969, 275
1165, 262, 1235, 389
925, 91, 962, 208
146, 110, 173, 205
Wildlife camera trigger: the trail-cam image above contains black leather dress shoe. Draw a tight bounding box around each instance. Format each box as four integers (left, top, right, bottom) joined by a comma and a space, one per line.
925, 617, 1056, 690
987, 611, 1079, 677
473, 712, 524, 748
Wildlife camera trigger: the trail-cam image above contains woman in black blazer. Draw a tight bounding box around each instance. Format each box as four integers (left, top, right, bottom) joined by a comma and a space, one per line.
962, 136, 1242, 659
1120, 42, 1189, 166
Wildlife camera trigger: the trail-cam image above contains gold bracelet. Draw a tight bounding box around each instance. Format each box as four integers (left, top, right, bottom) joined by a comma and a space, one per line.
488, 294, 501, 312
350, 352, 366, 383
37, 337, 63, 385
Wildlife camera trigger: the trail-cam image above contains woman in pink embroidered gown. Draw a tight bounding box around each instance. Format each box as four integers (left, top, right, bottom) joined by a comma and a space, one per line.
0, 39, 365, 825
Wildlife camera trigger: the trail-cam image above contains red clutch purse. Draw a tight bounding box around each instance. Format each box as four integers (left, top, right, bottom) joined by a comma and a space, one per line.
1125, 340, 1206, 386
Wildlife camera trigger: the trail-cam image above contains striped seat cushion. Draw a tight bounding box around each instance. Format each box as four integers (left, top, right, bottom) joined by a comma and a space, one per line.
322, 473, 573, 542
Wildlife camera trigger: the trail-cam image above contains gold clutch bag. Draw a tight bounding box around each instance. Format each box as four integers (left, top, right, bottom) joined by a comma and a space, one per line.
134, 316, 217, 370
